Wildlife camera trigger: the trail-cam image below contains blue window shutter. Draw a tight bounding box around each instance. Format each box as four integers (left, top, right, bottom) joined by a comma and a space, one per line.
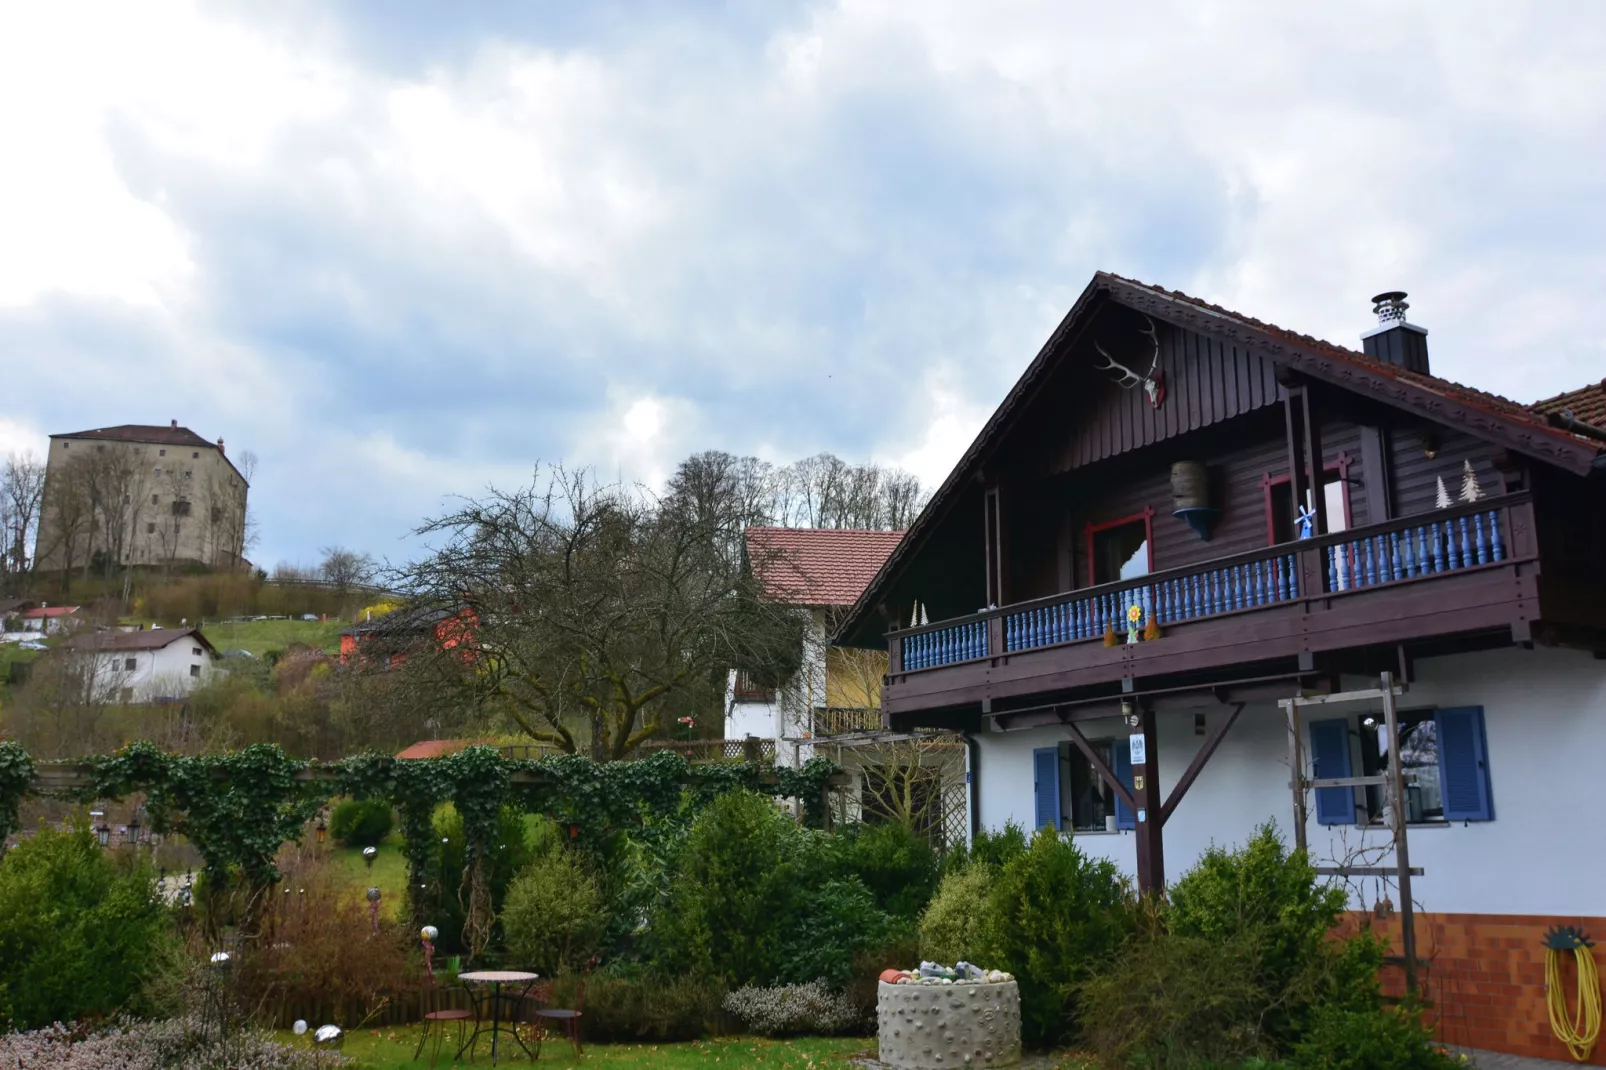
1113, 744, 1135, 830
1032, 747, 1060, 831
1436, 706, 1493, 821
1309, 718, 1354, 826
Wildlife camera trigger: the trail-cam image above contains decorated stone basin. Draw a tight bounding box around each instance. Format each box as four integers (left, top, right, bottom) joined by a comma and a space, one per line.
876, 962, 1021, 1068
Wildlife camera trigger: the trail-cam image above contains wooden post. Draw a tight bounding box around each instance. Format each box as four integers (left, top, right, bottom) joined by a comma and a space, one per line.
1285, 695, 1308, 855
1283, 385, 1311, 541
1132, 704, 1165, 895
1300, 387, 1328, 536
1380, 670, 1418, 997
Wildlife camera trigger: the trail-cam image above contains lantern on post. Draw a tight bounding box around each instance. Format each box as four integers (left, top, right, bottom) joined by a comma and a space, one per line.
362, 846, 377, 870
315, 816, 327, 845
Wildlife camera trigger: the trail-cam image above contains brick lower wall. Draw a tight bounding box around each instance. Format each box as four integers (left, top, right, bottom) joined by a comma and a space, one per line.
1339, 911, 1605, 1064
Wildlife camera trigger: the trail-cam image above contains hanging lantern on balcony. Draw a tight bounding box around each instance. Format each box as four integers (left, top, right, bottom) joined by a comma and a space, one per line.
1171, 461, 1219, 541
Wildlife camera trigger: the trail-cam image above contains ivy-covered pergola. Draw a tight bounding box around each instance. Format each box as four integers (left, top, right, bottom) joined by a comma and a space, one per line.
0, 739, 840, 942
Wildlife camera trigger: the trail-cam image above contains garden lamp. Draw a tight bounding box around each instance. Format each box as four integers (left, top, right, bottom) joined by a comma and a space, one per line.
126, 816, 141, 845
315, 817, 326, 845
96, 823, 110, 847
362, 846, 378, 869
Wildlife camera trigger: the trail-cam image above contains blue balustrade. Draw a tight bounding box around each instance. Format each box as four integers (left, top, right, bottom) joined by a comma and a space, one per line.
1489, 510, 1504, 561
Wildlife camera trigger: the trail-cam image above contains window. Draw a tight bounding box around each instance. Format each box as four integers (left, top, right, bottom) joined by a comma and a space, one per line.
190, 664, 201, 678
192, 451, 199, 459
1086, 512, 1153, 586
1034, 742, 1134, 832
123, 494, 130, 505
61, 441, 69, 449
171, 499, 191, 517
1360, 714, 1442, 823
151, 494, 158, 505
192, 647, 202, 656
732, 670, 775, 702
154, 468, 162, 476
184, 470, 192, 479
158, 449, 166, 457
124, 658, 137, 671
146, 522, 156, 534
1309, 706, 1492, 827
210, 506, 223, 523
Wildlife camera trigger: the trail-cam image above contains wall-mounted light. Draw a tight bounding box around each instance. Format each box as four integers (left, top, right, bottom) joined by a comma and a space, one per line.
1362, 715, 1377, 728
1419, 431, 1440, 459
1121, 700, 1140, 728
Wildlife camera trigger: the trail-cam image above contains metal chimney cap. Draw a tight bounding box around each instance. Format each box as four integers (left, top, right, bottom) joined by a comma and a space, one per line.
1371, 291, 1410, 326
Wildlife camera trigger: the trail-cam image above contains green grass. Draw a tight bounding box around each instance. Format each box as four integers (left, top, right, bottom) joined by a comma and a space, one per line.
326, 837, 410, 919
277, 1027, 872, 1068
198, 617, 347, 657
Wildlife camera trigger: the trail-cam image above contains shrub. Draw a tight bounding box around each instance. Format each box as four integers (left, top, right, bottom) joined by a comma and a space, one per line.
649, 791, 896, 987
1079, 930, 1271, 1068
723, 980, 865, 1036
940, 820, 1030, 881
426, 804, 533, 956
1291, 1005, 1461, 1070
839, 820, 940, 919
328, 797, 394, 847
918, 864, 996, 965
547, 967, 724, 1043
0, 823, 173, 1029
0, 1016, 345, 1069
986, 828, 1134, 1049
501, 849, 609, 974
233, 852, 415, 1026
1167, 821, 1380, 1047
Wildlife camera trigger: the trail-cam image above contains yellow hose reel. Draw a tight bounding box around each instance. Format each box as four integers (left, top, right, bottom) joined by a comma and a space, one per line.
1543, 925, 1601, 1062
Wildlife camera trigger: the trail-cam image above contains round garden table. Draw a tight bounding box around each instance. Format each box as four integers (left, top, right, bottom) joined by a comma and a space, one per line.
456, 970, 540, 1065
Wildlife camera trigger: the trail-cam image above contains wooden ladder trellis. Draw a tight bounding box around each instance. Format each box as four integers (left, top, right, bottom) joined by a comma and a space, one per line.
1282, 670, 1425, 996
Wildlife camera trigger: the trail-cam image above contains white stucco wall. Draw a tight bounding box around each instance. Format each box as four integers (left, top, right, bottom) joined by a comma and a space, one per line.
725, 609, 830, 768
79, 634, 218, 702
974, 645, 1606, 917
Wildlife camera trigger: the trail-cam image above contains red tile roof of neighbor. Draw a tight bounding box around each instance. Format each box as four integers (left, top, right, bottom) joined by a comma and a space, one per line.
56, 424, 220, 449
396, 739, 493, 759
746, 527, 905, 607
1531, 378, 1606, 429
20, 606, 79, 618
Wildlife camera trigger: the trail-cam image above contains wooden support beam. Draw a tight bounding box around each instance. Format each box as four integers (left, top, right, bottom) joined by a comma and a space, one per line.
1160, 702, 1243, 826
1302, 386, 1329, 537
1063, 719, 1137, 813
1132, 704, 1165, 894
1381, 670, 1419, 998
1286, 692, 1308, 856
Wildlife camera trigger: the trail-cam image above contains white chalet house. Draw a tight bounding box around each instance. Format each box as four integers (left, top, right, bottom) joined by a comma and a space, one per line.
62, 628, 221, 703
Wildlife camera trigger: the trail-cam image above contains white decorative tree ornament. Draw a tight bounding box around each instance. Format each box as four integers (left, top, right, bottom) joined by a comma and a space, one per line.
1459, 460, 1483, 503
1435, 475, 1452, 510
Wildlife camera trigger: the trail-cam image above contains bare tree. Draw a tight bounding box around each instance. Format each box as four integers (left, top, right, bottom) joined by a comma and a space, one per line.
774, 453, 929, 530
36, 452, 97, 587
394, 465, 806, 761
2, 451, 46, 583
319, 546, 377, 591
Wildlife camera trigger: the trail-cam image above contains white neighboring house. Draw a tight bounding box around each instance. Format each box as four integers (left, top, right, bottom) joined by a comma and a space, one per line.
61, 627, 221, 703
727, 527, 905, 766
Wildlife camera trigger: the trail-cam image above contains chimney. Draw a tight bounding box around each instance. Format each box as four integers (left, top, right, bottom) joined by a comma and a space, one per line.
216, 437, 225, 454
1361, 291, 1429, 375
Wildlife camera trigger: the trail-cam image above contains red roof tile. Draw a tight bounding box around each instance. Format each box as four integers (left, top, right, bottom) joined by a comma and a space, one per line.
1531, 378, 1606, 429
396, 739, 490, 759
21, 606, 80, 618
746, 527, 905, 607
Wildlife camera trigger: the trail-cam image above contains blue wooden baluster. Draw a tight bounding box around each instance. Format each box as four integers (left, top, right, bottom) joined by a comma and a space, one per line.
1359, 537, 1373, 586
1040, 607, 1050, 644
1288, 554, 1300, 598
1234, 566, 1246, 610
1224, 568, 1236, 611
910, 634, 919, 669
1474, 514, 1488, 565
1030, 609, 1042, 648
1202, 571, 1214, 615
1459, 515, 1473, 567
1489, 510, 1504, 561
1416, 525, 1428, 576
1428, 522, 1443, 572
1400, 529, 1415, 577
1071, 601, 1082, 641
961, 624, 972, 660
1327, 546, 1340, 592
1257, 560, 1268, 605
912, 634, 922, 669
1447, 520, 1462, 569
1058, 603, 1068, 643
978, 621, 987, 657
1004, 616, 1015, 653
1387, 533, 1400, 583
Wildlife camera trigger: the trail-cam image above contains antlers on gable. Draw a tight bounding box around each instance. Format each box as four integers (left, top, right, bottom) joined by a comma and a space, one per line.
1093, 315, 1166, 409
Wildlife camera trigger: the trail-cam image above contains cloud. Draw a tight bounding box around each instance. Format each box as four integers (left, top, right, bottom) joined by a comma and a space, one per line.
1, 1, 1602, 567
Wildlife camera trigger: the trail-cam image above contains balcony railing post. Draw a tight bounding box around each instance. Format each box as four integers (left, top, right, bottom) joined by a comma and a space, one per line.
889, 635, 903, 674
987, 615, 1004, 660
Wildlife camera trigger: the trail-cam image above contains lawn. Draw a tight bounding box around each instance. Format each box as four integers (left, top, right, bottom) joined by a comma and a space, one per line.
325, 837, 410, 918
278, 1027, 873, 1068
199, 617, 347, 657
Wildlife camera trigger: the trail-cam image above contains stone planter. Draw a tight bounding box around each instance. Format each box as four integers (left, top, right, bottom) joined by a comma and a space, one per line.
876, 980, 1021, 1068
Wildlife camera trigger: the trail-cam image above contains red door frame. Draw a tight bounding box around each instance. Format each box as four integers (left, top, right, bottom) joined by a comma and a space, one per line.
1083, 506, 1156, 587
1261, 452, 1352, 544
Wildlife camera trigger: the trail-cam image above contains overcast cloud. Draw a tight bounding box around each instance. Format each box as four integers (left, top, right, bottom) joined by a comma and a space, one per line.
2, 1, 1603, 568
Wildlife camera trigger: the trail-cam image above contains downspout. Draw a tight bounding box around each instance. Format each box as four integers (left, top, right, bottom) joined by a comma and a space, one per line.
962, 731, 981, 841
1546, 409, 1606, 445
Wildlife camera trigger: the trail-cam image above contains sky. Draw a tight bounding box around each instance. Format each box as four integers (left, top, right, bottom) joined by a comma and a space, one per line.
2, 2, 1603, 570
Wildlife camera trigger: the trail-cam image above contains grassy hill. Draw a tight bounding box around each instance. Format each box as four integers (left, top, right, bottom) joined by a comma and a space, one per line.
199, 618, 347, 658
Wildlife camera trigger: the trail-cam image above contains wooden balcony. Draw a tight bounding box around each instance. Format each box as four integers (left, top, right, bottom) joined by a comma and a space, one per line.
884, 494, 1539, 717
811, 706, 885, 737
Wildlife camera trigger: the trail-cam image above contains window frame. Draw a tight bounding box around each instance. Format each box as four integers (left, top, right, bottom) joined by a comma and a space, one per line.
1083, 507, 1156, 588
1261, 453, 1353, 544
1358, 709, 1446, 826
